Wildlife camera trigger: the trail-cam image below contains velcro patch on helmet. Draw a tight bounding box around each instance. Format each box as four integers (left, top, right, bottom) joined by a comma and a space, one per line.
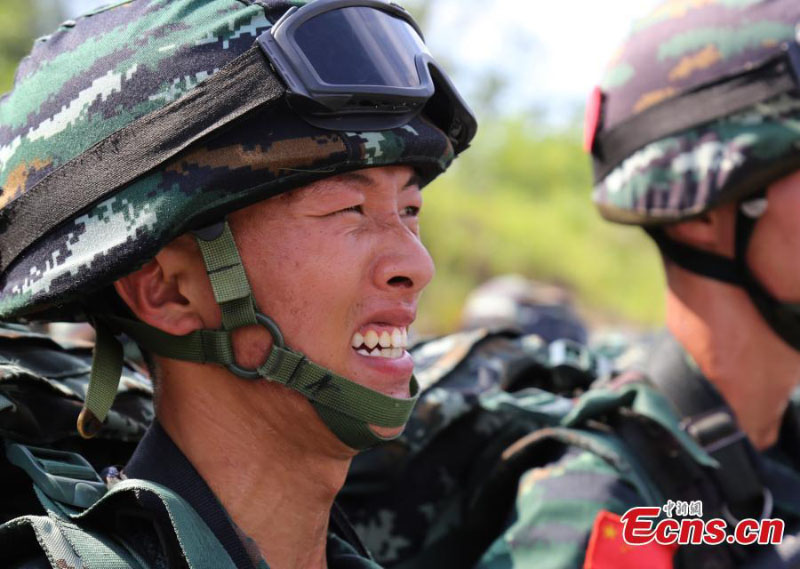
584, 86, 604, 154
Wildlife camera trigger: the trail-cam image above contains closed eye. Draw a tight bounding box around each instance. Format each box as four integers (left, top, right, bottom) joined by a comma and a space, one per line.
331, 205, 363, 215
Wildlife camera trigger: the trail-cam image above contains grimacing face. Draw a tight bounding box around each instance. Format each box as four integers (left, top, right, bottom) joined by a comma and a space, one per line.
219, 165, 432, 400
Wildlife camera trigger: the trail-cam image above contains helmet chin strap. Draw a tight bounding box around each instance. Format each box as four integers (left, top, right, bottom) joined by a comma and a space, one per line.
733, 194, 800, 350
78, 220, 419, 449
647, 190, 800, 352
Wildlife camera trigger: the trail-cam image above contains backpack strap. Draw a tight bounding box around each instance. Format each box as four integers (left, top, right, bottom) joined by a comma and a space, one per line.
643, 332, 770, 523
566, 379, 746, 568
4, 443, 238, 569
0, 514, 144, 569
60, 478, 238, 569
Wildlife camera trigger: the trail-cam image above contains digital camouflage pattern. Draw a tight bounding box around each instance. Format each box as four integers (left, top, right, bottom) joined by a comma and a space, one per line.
339, 329, 601, 566
0, 0, 455, 321
592, 0, 800, 224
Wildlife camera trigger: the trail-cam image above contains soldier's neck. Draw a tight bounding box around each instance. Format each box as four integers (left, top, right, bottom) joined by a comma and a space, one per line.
665, 272, 800, 451
156, 360, 356, 569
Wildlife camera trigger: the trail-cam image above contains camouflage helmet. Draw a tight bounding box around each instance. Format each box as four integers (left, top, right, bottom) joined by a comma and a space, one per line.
460, 275, 587, 344
586, 0, 800, 351
588, 0, 800, 224
0, 0, 471, 322
0, 0, 476, 448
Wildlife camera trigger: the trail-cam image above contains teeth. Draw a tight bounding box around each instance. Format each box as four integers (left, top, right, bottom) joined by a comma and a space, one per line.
354, 346, 406, 359
364, 330, 379, 349
351, 327, 409, 354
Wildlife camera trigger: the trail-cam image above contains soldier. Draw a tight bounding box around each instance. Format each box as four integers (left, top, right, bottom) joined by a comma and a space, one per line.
0, 1, 475, 568
342, 2, 800, 568
479, 0, 800, 567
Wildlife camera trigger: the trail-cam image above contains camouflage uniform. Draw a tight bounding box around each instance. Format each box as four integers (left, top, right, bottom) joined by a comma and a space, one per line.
0, 321, 382, 569
472, 334, 800, 569
0, 323, 152, 524
343, 335, 800, 569
0, 0, 475, 567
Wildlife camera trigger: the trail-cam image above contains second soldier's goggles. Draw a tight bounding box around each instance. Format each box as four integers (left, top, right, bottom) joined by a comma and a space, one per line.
259, 0, 476, 149
0, 0, 477, 276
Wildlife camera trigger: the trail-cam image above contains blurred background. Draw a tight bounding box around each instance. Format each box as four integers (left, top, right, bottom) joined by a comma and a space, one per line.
1, 0, 665, 336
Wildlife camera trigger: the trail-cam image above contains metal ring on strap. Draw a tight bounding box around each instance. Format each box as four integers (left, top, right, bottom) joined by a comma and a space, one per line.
227, 312, 285, 380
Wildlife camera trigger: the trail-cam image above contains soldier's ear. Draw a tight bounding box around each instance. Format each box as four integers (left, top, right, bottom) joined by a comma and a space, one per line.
114, 236, 210, 336
663, 203, 737, 257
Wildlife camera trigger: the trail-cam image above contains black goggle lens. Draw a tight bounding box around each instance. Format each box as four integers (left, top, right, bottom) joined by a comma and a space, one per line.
295, 7, 427, 88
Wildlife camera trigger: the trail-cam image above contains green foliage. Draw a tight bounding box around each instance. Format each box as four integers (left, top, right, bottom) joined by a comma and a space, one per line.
416, 117, 666, 334
0, 0, 37, 94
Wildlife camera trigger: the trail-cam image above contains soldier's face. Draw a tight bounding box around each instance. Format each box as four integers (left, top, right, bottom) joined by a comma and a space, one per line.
228, 165, 433, 401
746, 169, 800, 302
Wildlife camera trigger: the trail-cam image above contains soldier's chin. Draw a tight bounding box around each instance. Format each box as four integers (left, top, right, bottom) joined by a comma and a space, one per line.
369, 424, 405, 439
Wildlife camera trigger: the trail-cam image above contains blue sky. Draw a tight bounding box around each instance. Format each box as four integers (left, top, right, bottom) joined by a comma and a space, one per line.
60, 0, 662, 122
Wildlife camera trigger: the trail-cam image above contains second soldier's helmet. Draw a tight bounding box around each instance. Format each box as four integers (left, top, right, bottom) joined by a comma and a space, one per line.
586, 0, 800, 351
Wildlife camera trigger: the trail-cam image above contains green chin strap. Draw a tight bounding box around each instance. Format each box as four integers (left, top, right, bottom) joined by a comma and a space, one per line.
78, 220, 419, 450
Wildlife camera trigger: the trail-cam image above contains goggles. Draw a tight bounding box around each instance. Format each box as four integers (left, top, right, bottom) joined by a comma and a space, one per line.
258, 0, 477, 151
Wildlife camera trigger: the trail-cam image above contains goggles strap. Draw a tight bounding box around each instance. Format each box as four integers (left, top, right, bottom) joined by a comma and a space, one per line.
103, 220, 418, 449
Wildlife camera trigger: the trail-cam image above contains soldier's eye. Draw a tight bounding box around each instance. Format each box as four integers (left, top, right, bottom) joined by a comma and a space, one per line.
332, 205, 363, 215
